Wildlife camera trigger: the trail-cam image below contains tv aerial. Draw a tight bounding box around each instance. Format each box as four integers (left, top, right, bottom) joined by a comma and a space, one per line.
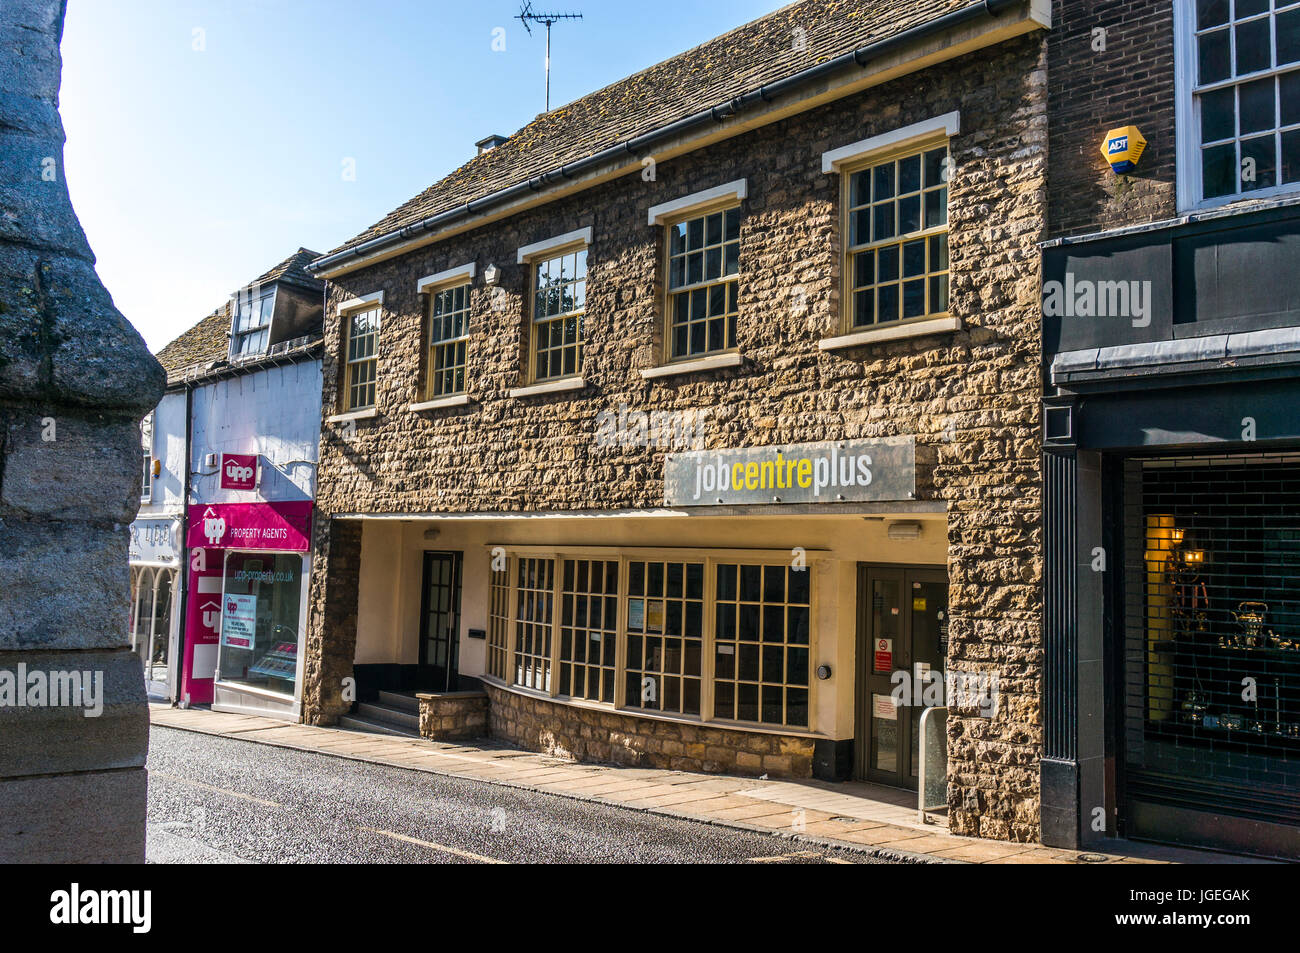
516, 1, 583, 112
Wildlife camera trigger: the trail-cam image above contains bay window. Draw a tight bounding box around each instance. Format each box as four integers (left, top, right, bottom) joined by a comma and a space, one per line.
487, 549, 816, 732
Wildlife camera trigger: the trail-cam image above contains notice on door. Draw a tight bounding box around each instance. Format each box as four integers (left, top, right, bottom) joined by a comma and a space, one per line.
874, 637, 893, 674
221, 594, 257, 650
872, 693, 898, 720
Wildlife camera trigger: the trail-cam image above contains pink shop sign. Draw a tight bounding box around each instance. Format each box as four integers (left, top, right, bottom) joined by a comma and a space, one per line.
186, 501, 312, 552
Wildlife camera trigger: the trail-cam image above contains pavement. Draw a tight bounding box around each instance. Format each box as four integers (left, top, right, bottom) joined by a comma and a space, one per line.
149, 703, 1254, 864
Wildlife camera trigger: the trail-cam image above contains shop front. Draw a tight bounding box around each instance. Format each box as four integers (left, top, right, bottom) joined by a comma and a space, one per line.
181, 500, 312, 720
343, 438, 958, 783
127, 515, 182, 700
1040, 204, 1300, 859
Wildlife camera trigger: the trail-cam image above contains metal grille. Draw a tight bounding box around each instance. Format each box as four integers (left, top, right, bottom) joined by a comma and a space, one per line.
1123, 453, 1300, 823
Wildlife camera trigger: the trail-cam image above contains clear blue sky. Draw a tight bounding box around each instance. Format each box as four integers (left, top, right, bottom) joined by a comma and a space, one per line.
61, 0, 784, 352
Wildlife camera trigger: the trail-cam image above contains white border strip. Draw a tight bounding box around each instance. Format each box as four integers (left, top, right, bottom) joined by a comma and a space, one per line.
647, 179, 748, 226
516, 227, 592, 263
821, 111, 960, 173
417, 262, 476, 293
337, 290, 383, 315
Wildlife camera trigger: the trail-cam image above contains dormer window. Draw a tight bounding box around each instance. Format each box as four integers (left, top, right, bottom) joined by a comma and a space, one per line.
232, 290, 275, 358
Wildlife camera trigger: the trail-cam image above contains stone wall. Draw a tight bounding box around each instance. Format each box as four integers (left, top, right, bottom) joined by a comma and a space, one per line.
302, 516, 361, 725
417, 690, 488, 741
0, 0, 165, 862
484, 682, 816, 778
313, 36, 1048, 840
1047, 0, 1176, 238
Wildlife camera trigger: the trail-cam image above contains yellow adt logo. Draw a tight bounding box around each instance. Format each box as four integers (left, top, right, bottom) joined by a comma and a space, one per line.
1101, 125, 1147, 173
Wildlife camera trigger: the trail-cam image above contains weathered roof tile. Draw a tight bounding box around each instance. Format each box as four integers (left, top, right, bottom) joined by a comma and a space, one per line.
324, 0, 967, 256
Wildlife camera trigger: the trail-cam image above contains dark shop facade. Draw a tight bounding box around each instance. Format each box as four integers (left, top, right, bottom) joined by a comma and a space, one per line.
1040, 200, 1300, 860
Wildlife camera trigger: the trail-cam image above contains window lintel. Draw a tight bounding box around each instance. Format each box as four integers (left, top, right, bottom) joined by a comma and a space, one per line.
516, 227, 593, 264
647, 179, 748, 226
417, 263, 476, 294
821, 111, 960, 174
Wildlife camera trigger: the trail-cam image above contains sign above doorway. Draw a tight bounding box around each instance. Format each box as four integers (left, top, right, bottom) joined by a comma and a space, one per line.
663, 436, 915, 506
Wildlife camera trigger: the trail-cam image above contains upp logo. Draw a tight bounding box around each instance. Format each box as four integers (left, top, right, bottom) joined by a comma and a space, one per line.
219, 452, 258, 490
202, 507, 227, 545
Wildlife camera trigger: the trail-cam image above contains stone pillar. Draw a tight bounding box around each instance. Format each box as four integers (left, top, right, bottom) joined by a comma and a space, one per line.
0, 0, 165, 862
302, 515, 362, 725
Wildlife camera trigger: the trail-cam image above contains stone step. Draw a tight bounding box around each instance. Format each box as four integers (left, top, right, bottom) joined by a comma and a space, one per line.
356, 702, 420, 729
376, 691, 420, 713
338, 714, 420, 738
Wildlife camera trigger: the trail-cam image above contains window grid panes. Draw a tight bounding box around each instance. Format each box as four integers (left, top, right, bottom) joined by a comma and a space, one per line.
532, 248, 586, 381
513, 557, 554, 692
667, 207, 740, 360
140, 412, 152, 502
713, 563, 811, 728
233, 293, 274, 357
344, 306, 380, 411
428, 283, 470, 397
487, 561, 510, 681
558, 559, 619, 703
624, 560, 704, 716
846, 145, 950, 328
1194, 0, 1300, 199
486, 554, 815, 731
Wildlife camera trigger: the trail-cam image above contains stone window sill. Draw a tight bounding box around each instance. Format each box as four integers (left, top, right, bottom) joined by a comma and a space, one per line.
509, 377, 585, 398
409, 394, 471, 412
819, 316, 962, 351
326, 407, 378, 423
640, 352, 743, 380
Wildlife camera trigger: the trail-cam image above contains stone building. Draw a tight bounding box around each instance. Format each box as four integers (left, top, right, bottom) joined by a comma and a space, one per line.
1040, 0, 1300, 858
305, 0, 1052, 842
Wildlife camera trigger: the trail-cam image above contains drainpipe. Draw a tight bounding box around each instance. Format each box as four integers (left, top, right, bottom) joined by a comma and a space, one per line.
172, 379, 194, 707
306, 0, 1023, 276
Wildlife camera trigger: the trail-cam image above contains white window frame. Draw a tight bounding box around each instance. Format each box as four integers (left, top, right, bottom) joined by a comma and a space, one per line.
420, 267, 475, 401
820, 112, 960, 174
140, 411, 153, 503
481, 545, 824, 735
1175, 0, 1300, 211
822, 113, 960, 340
518, 231, 591, 385
647, 179, 748, 226
337, 291, 384, 414
231, 289, 275, 359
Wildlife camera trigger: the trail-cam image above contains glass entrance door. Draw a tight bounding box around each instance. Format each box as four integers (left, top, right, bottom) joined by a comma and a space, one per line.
419, 551, 463, 692
856, 566, 948, 788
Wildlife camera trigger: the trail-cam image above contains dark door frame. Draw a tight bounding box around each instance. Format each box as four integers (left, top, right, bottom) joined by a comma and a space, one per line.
854, 561, 949, 787
418, 549, 463, 693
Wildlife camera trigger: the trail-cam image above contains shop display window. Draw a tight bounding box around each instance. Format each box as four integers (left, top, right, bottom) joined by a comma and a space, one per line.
1124, 455, 1300, 817
219, 552, 304, 696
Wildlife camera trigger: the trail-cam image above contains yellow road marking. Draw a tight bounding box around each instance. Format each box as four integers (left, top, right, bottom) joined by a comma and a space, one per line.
359, 827, 509, 864
151, 772, 282, 807
748, 850, 849, 864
